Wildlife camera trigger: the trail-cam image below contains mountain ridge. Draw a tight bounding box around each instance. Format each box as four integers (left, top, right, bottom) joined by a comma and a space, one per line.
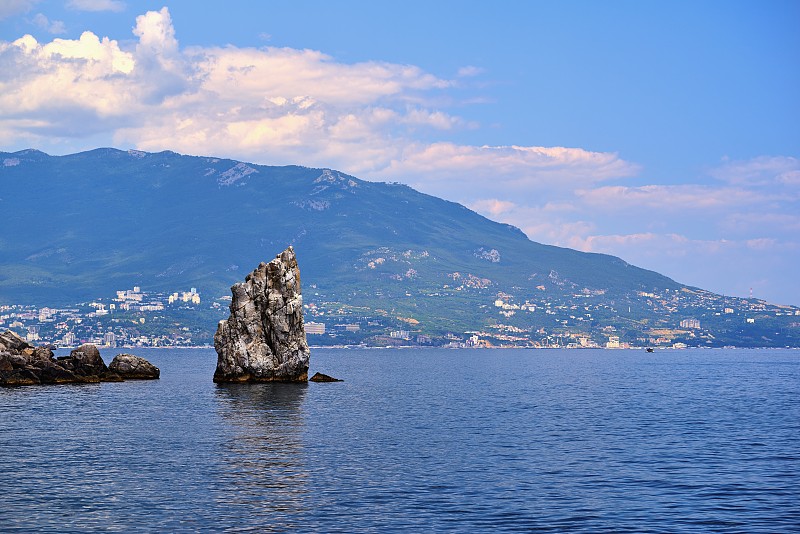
2, 147, 797, 348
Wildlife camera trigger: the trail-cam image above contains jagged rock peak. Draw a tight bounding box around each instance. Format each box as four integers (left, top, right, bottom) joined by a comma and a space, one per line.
213, 247, 310, 383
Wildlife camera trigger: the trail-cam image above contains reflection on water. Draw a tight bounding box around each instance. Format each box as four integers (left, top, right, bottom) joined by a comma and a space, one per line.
213, 383, 309, 532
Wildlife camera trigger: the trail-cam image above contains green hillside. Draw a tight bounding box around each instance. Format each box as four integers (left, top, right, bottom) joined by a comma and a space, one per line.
2, 148, 798, 348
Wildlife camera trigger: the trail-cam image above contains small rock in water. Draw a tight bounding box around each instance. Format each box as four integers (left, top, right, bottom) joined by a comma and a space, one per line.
109, 354, 160, 380
310, 372, 343, 382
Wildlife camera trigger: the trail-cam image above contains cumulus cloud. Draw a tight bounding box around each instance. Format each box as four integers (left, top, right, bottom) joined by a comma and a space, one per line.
0, 7, 202, 143
0, 31, 136, 133
133, 7, 178, 57
0, 7, 636, 193
66, 0, 125, 12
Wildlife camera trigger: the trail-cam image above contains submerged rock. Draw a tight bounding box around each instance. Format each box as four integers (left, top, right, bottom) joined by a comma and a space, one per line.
109, 354, 160, 379
0, 331, 159, 387
213, 247, 310, 383
309, 372, 342, 382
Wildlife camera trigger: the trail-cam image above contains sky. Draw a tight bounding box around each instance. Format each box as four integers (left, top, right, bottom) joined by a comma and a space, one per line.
1, 0, 798, 304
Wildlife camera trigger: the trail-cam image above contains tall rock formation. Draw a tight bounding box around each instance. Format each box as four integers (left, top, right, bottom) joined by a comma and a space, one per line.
213, 247, 310, 383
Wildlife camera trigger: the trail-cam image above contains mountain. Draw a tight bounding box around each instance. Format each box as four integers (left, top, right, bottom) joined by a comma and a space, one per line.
2, 148, 798, 348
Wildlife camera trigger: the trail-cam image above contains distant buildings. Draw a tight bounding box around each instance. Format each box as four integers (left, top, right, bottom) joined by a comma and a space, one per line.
680, 318, 701, 329
26, 325, 40, 342
305, 322, 326, 334
168, 288, 200, 305
116, 288, 143, 302
333, 324, 360, 332
62, 332, 76, 346
3, 274, 799, 349
103, 331, 116, 347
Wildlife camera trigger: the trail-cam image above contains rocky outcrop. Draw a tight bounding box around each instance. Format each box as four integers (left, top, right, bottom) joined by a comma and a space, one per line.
57, 344, 109, 383
0, 331, 158, 387
213, 247, 310, 383
0, 330, 30, 353
109, 354, 160, 379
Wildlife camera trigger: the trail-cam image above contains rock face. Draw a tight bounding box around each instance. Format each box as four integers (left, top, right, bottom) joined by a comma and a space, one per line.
214, 247, 310, 383
109, 354, 160, 379
0, 331, 159, 387
58, 344, 109, 383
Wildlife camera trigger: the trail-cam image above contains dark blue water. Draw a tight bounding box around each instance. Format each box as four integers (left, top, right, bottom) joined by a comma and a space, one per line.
1, 348, 798, 532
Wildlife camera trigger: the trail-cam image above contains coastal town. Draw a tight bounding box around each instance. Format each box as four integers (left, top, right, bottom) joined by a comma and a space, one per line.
2, 281, 798, 350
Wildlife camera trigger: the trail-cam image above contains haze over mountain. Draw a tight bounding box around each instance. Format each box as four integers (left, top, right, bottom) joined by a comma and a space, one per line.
2, 148, 799, 347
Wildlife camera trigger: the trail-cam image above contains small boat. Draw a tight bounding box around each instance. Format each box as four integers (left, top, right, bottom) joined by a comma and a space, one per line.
645, 347, 654, 353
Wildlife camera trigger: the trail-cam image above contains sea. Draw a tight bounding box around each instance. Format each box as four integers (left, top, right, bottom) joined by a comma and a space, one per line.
1, 347, 798, 533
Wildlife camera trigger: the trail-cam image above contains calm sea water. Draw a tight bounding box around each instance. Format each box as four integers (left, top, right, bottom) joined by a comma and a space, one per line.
1, 348, 798, 532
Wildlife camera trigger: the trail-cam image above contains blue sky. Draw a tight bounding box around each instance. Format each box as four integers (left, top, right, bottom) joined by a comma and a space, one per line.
1, 0, 798, 304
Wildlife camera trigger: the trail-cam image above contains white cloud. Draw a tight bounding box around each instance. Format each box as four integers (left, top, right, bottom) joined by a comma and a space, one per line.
462, 153, 800, 303
383, 143, 638, 203
0, 7, 636, 194
184, 44, 450, 107
457, 65, 484, 77
32, 13, 66, 34
470, 199, 517, 217
0, 0, 39, 20
133, 7, 178, 57
393, 144, 635, 178
711, 155, 800, 188
575, 184, 771, 211
722, 212, 800, 235
0, 32, 136, 130
66, 0, 125, 12
466, 199, 593, 245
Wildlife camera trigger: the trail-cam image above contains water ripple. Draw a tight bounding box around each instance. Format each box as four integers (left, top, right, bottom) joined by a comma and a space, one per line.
0, 348, 798, 532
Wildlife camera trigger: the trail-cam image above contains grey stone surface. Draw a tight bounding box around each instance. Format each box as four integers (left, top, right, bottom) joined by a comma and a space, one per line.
0, 331, 159, 387
213, 247, 310, 383
0, 330, 31, 353
109, 353, 160, 379
61, 344, 108, 381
